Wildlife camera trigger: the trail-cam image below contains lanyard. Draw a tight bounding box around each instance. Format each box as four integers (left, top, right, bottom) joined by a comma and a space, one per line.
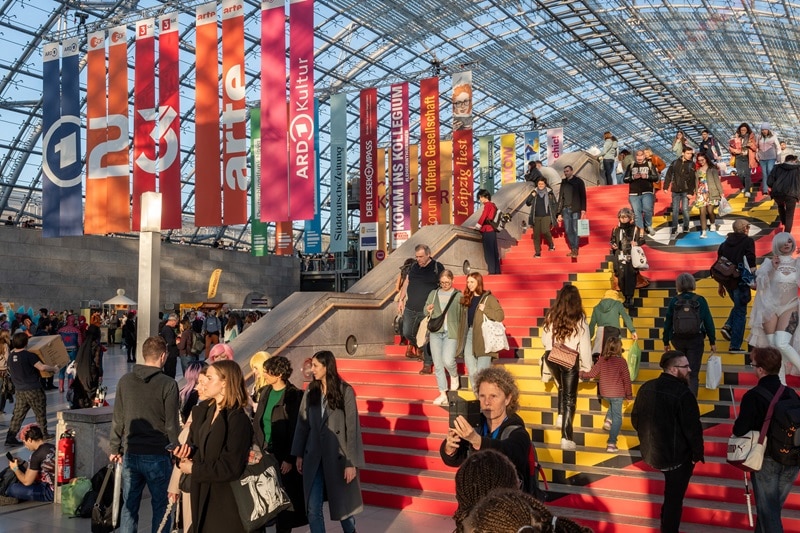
482, 416, 508, 439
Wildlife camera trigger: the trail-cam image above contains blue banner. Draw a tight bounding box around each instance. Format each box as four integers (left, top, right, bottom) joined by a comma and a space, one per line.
42, 39, 83, 237
303, 99, 322, 253
524, 131, 539, 163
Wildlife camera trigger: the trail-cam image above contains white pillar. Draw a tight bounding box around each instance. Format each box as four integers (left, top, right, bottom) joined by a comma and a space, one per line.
136, 191, 162, 362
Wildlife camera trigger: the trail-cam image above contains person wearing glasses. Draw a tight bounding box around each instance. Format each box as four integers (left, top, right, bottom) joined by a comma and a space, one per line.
631, 350, 704, 533
452, 84, 472, 131
426, 270, 463, 406
717, 219, 756, 354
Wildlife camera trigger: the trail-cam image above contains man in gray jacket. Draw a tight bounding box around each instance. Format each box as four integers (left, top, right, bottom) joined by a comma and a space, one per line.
109, 336, 180, 533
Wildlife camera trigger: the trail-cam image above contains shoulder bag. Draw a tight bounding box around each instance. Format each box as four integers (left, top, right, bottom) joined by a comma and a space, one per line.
727, 385, 784, 472
548, 342, 579, 369
481, 314, 509, 353
427, 292, 458, 333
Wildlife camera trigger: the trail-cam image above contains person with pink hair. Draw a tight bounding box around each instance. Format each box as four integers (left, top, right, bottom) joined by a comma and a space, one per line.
207, 343, 234, 363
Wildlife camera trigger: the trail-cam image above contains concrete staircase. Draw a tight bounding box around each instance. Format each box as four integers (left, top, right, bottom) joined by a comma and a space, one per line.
335, 180, 800, 532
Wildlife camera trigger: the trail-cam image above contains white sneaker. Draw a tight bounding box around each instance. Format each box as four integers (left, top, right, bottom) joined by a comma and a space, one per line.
744, 192, 751, 198
560, 438, 577, 451
556, 414, 563, 427
450, 376, 460, 391
432, 392, 448, 406
700, 231, 707, 238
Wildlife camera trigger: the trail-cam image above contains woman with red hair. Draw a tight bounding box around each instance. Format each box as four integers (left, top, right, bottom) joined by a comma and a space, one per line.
456, 272, 505, 387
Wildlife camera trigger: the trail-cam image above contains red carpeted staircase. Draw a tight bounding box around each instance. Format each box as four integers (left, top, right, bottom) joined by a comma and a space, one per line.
336, 180, 800, 532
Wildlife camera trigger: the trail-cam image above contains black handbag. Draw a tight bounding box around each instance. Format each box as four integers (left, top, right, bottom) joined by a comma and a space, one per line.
230, 453, 293, 532
427, 293, 458, 333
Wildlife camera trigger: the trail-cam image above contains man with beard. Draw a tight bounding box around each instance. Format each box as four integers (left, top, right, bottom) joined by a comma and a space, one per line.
631, 350, 704, 533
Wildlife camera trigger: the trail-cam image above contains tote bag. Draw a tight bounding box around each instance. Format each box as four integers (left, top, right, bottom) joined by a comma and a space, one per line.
727, 385, 784, 472
577, 219, 590, 237
230, 454, 293, 532
481, 315, 509, 353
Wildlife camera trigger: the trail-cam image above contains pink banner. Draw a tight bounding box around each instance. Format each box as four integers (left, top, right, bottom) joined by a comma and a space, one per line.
288, 0, 315, 220
389, 82, 410, 248
359, 88, 378, 250
260, 0, 289, 222
132, 19, 155, 231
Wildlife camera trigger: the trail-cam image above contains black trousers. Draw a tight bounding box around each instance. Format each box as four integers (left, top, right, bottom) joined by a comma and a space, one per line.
774, 196, 797, 233
481, 230, 501, 274
615, 259, 638, 300
545, 353, 579, 440
532, 216, 554, 254
669, 335, 704, 397
660, 461, 694, 533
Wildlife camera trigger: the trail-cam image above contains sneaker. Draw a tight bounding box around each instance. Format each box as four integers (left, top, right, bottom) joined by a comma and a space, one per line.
548, 246, 555, 251
4, 437, 22, 447
603, 419, 612, 431
432, 392, 448, 406
700, 231, 707, 238
646, 226, 655, 236
450, 376, 460, 391
715, 221, 721, 231
606, 444, 619, 453
534, 253, 541, 258
721, 325, 732, 341
744, 192, 751, 198
730, 348, 747, 354
419, 364, 433, 375
671, 227, 680, 235
555, 414, 563, 427
560, 438, 577, 451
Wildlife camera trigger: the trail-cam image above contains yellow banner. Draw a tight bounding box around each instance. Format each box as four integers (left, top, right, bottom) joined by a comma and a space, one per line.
500, 133, 517, 185
207, 268, 222, 299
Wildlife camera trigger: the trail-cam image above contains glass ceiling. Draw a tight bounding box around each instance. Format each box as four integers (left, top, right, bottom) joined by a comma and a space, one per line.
1, 0, 799, 249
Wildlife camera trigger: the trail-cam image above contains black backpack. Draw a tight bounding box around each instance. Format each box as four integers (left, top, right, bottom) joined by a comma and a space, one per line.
500, 425, 548, 501
672, 295, 702, 337
756, 386, 800, 465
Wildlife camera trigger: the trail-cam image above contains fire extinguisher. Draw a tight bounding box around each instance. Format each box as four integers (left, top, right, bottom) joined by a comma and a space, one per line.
57, 429, 76, 484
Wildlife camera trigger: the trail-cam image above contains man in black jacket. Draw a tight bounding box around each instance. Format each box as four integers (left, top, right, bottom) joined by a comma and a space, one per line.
663, 146, 696, 234
556, 166, 587, 258
717, 219, 756, 353
632, 350, 704, 533
767, 154, 800, 233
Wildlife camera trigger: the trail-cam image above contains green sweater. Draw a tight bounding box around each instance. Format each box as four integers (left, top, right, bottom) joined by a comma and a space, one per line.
589, 298, 636, 338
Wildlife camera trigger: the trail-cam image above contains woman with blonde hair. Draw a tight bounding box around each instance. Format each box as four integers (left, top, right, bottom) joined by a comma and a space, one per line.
542, 285, 592, 450
174, 360, 252, 533
249, 350, 271, 404
457, 272, 505, 387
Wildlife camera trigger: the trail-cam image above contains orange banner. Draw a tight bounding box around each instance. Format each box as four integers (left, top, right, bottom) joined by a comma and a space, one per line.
221, 0, 247, 225
106, 25, 130, 232
420, 77, 440, 226
84, 30, 106, 234
275, 221, 294, 255
194, 3, 222, 226
158, 13, 181, 230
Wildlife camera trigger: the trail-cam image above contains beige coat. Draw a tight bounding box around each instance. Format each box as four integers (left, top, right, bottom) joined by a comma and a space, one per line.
456, 291, 505, 358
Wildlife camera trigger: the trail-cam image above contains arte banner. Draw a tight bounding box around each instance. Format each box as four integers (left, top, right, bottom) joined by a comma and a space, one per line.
440, 140, 452, 225
194, 3, 221, 226
524, 131, 539, 163
359, 88, 378, 251
221, 0, 247, 225
547, 127, 564, 164
304, 99, 322, 253
275, 221, 294, 255
389, 82, 410, 249
260, 0, 289, 222
288, 0, 315, 221
41, 39, 82, 238
106, 25, 130, 232
419, 77, 440, 226
329, 93, 347, 253
132, 19, 156, 231
249, 109, 269, 257
479, 135, 494, 192
84, 30, 106, 235
500, 133, 516, 185
158, 12, 181, 230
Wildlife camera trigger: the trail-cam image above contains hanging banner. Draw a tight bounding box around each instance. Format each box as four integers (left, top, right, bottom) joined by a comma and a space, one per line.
547, 127, 564, 164
106, 25, 131, 232
304, 99, 322, 253
275, 221, 294, 255
376, 147, 387, 253
479, 135, 494, 192
420, 77, 440, 226
221, 0, 247, 225
329, 93, 347, 253
158, 13, 181, 230
41, 39, 83, 238
409, 144, 419, 233
440, 140, 453, 225
195, 4, 221, 226
389, 82, 410, 249
84, 30, 106, 235
359, 88, 378, 251
288, 0, 315, 221
249, 109, 269, 256
524, 131, 539, 163
260, 0, 289, 222
452, 71, 473, 225
133, 19, 156, 231
500, 133, 516, 185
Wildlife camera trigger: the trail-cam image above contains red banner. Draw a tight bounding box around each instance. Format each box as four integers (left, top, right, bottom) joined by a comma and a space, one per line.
106, 25, 130, 232
195, 3, 221, 227
84, 30, 106, 234
132, 18, 156, 231
420, 77, 440, 226
158, 13, 181, 230
452, 129, 473, 225
359, 88, 378, 250
288, 0, 315, 221
260, 0, 289, 222
275, 221, 294, 255
221, 0, 247, 225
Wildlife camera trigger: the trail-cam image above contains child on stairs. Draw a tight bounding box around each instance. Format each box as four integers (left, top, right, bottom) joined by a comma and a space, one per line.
580, 337, 633, 453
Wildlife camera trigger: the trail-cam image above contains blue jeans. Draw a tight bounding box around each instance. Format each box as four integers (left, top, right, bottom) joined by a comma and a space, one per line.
6, 481, 53, 502
429, 330, 458, 392
121, 454, 172, 533
605, 397, 623, 445
308, 466, 356, 533
463, 327, 491, 388
670, 192, 690, 230
752, 455, 800, 532
725, 285, 750, 350
629, 192, 655, 230
562, 207, 580, 252
603, 159, 616, 185
760, 159, 776, 193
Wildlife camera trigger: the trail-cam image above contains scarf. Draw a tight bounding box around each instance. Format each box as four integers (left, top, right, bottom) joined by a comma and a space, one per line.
536, 188, 549, 214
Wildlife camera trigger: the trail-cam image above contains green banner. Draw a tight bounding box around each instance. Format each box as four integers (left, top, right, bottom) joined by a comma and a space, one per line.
250, 108, 270, 256
479, 135, 495, 192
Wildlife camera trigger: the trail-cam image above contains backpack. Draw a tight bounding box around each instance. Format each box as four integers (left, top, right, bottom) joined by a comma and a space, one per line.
500, 425, 548, 501
672, 295, 702, 337
488, 208, 512, 232
710, 256, 740, 285
756, 386, 800, 465
190, 331, 205, 356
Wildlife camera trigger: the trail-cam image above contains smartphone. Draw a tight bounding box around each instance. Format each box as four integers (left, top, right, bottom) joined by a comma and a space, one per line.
5, 452, 13, 462
448, 393, 481, 430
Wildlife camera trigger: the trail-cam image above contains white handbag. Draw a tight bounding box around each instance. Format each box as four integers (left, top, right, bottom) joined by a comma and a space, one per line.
577, 219, 590, 237
630, 244, 649, 270
727, 385, 784, 472
481, 315, 509, 353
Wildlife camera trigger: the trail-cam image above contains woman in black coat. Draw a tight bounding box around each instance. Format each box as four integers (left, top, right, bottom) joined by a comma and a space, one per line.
175, 360, 252, 533
253, 356, 307, 532
611, 207, 646, 309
